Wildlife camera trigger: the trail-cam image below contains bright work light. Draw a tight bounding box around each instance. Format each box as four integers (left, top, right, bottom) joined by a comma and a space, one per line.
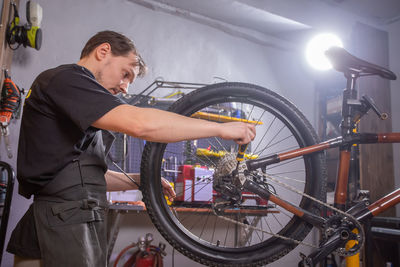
306, 33, 343, 70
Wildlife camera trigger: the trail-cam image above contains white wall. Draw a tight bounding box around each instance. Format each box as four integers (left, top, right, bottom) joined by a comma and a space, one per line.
2, 0, 317, 266
11, 0, 283, 93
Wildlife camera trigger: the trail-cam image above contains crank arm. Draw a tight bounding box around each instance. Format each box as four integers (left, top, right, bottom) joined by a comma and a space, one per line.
243, 179, 326, 228
300, 231, 346, 267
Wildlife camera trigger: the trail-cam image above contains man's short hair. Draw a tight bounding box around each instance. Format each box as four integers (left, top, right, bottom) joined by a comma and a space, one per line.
80, 30, 146, 77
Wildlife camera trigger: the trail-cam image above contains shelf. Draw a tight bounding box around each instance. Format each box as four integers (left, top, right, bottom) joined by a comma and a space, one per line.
109, 202, 278, 216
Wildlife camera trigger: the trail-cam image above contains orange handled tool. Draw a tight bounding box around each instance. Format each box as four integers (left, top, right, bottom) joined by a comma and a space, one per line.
0, 70, 21, 125
0, 70, 23, 158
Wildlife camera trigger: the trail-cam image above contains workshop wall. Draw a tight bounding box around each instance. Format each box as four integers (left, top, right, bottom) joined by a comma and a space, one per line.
387, 20, 400, 217
2, 0, 318, 266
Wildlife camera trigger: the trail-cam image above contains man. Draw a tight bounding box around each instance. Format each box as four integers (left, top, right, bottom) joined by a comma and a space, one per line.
7, 31, 256, 266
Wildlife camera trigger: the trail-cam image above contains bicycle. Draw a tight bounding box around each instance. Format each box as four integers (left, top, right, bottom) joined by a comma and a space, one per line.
139, 46, 399, 266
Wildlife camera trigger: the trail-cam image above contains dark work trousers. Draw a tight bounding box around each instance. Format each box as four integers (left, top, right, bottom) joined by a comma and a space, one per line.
8, 131, 114, 267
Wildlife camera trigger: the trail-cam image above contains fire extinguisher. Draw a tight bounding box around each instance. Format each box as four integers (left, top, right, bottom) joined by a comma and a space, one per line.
135, 247, 159, 267
113, 233, 166, 267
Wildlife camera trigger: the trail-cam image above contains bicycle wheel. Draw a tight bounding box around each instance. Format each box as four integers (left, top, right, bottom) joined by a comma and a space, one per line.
140, 82, 326, 266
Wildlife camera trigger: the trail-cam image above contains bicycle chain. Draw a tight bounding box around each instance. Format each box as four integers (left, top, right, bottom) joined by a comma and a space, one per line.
213, 209, 318, 249
212, 166, 364, 256
260, 171, 364, 256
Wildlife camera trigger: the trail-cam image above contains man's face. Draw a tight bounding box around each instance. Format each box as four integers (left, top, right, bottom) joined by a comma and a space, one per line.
96, 51, 140, 95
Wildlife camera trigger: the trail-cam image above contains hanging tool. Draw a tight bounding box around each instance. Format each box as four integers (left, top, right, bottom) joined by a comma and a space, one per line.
0, 70, 23, 158
6, 1, 43, 50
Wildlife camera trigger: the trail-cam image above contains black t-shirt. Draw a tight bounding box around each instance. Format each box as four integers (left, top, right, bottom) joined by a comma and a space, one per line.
17, 64, 125, 198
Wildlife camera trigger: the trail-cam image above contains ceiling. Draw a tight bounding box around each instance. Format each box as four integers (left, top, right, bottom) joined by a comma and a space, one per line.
148, 0, 311, 35
130, 0, 400, 48
138, 0, 400, 30
322, 0, 400, 24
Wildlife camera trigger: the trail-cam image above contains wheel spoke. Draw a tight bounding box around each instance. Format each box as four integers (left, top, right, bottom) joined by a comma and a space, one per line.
253, 116, 277, 153
256, 124, 286, 156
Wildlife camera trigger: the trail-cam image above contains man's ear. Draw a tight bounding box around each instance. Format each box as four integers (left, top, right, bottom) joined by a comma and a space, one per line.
95, 43, 111, 61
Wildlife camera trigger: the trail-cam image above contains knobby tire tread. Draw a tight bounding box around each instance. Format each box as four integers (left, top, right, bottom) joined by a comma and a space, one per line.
140, 82, 327, 266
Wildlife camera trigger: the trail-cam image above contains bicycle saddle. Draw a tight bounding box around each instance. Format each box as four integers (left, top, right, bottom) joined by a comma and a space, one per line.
325, 47, 397, 80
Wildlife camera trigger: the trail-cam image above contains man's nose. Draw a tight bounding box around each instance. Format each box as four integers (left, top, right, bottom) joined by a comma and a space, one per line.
120, 80, 130, 93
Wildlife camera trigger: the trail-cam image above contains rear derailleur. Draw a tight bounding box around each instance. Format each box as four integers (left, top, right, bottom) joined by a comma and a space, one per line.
211, 153, 269, 215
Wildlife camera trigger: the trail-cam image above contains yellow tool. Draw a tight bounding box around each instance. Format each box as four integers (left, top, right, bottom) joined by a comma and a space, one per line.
196, 148, 258, 160
191, 111, 263, 125
236, 144, 248, 161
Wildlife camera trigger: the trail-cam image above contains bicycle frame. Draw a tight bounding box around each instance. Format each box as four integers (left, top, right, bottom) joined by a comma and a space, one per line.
243, 72, 400, 228
246, 132, 400, 224
139, 47, 398, 266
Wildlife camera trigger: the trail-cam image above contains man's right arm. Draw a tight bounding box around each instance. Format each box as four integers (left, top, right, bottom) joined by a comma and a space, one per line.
92, 104, 255, 144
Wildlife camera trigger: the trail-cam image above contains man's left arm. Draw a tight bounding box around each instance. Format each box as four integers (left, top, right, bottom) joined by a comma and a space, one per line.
105, 170, 139, 191
105, 170, 176, 201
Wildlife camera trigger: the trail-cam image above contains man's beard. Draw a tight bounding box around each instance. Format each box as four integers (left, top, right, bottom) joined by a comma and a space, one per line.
95, 70, 118, 94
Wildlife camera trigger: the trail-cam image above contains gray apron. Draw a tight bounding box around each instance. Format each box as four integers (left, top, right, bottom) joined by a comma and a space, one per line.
9, 130, 114, 267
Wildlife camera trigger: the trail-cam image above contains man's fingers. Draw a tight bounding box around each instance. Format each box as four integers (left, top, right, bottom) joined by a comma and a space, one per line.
248, 124, 256, 140
234, 124, 256, 144
166, 186, 176, 198
161, 177, 176, 201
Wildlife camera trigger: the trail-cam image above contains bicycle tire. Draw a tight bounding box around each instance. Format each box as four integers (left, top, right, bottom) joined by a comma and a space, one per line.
140, 82, 326, 266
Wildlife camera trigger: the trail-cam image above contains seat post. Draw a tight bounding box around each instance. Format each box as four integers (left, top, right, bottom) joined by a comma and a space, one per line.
340, 72, 359, 137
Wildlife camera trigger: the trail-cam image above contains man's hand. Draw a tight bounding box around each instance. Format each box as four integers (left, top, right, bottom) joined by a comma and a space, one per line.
219, 122, 256, 144
161, 177, 176, 202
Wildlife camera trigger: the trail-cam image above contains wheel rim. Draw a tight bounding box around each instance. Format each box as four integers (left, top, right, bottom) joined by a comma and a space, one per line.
147, 88, 318, 255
